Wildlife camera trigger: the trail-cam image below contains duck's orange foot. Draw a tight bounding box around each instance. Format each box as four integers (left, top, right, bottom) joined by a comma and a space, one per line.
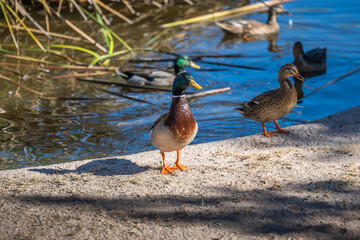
276, 128, 290, 134
243, 35, 252, 41
161, 166, 176, 174
174, 163, 189, 171
264, 131, 276, 138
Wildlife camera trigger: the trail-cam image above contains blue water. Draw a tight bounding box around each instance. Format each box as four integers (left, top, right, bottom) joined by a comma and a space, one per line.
0, 0, 359, 170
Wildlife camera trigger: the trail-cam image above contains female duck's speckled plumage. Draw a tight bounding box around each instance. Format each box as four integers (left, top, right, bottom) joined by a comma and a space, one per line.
216, 5, 289, 39
122, 56, 200, 87
150, 72, 202, 174
292, 41, 327, 77
235, 64, 304, 137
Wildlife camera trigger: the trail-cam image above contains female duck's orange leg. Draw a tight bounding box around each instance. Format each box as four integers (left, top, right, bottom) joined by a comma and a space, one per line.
261, 122, 276, 138
161, 152, 176, 174
174, 150, 189, 171
274, 119, 289, 133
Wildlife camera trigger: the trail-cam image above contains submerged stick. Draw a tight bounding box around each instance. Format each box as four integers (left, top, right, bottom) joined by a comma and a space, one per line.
77, 78, 172, 92
161, 0, 294, 28
199, 60, 265, 70
0, 74, 56, 100
187, 87, 231, 100
302, 66, 360, 99
98, 88, 163, 107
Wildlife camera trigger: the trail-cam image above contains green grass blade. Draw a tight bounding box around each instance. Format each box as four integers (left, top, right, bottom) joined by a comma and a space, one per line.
89, 50, 128, 66
46, 3, 107, 53
14, 0, 51, 38
102, 31, 114, 65
76, 3, 132, 51
51, 44, 100, 58
141, 29, 168, 48
70, 0, 104, 46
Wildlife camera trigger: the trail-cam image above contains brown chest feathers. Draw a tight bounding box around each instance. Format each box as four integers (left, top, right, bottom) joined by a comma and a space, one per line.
164, 96, 196, 141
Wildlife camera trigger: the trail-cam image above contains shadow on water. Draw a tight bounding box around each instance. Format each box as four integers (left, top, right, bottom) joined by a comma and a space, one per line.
29, 158, 150, 176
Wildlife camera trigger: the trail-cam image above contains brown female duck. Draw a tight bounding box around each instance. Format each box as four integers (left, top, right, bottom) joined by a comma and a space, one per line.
150, 72, 202, 174
292, 41, 327, 77
235, 64, 304, 137
216, 5, 289, 40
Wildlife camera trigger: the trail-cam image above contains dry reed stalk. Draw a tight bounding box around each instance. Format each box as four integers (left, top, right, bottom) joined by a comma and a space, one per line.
2, 0, 46, 51
122, 0, 136, 14
54, 72, 112, 79
47, 4, 108, 53
0, 62, 120, 71
45, 51, 86, 66
0, 23, 84, 42
0, 1, 18, 49
161, 0, 294, 28
1, 53, 55, 64
94, 0, 133, 24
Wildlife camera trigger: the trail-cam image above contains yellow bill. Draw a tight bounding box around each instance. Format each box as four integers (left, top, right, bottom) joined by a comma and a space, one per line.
189, 79, 202, 89
295, 72, 304, 81
189, 61, 200, 69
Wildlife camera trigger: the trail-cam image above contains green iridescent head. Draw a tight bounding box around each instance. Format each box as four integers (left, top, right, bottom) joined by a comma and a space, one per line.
174, 56, 200, 74
172, 72, 202, 96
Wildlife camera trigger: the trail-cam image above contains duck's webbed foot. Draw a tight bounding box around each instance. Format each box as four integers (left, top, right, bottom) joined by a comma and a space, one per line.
173, 150, 189, 171
274, 120, 290, 134
261, 122, 276, 138
160, 152, 176, 174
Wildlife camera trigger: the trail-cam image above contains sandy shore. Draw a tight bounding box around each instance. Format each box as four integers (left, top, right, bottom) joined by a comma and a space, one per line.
1, 106, 359, 239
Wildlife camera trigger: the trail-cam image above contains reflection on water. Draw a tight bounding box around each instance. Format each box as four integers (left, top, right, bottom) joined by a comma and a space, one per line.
219, 33, 280, 52
0, 0, 360, 170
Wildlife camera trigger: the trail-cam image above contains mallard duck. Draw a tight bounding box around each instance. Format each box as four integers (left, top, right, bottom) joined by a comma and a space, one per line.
121, 56, 200, 87
234, 64, 304, 138
150, 72, 202, 174
216, 5, 289, 40
292, 41, 327, 77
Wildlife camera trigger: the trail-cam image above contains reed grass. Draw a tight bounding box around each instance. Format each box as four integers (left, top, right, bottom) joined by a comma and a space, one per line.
1, 0, 46, 51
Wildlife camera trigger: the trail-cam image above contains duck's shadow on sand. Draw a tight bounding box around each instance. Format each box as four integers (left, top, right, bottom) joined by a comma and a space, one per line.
29, 158, 149, 176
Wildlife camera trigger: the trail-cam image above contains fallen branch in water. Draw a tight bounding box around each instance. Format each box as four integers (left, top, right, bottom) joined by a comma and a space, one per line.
161, 0, 294, 28
302, 66, 360, 99
187, 87, 231, 100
